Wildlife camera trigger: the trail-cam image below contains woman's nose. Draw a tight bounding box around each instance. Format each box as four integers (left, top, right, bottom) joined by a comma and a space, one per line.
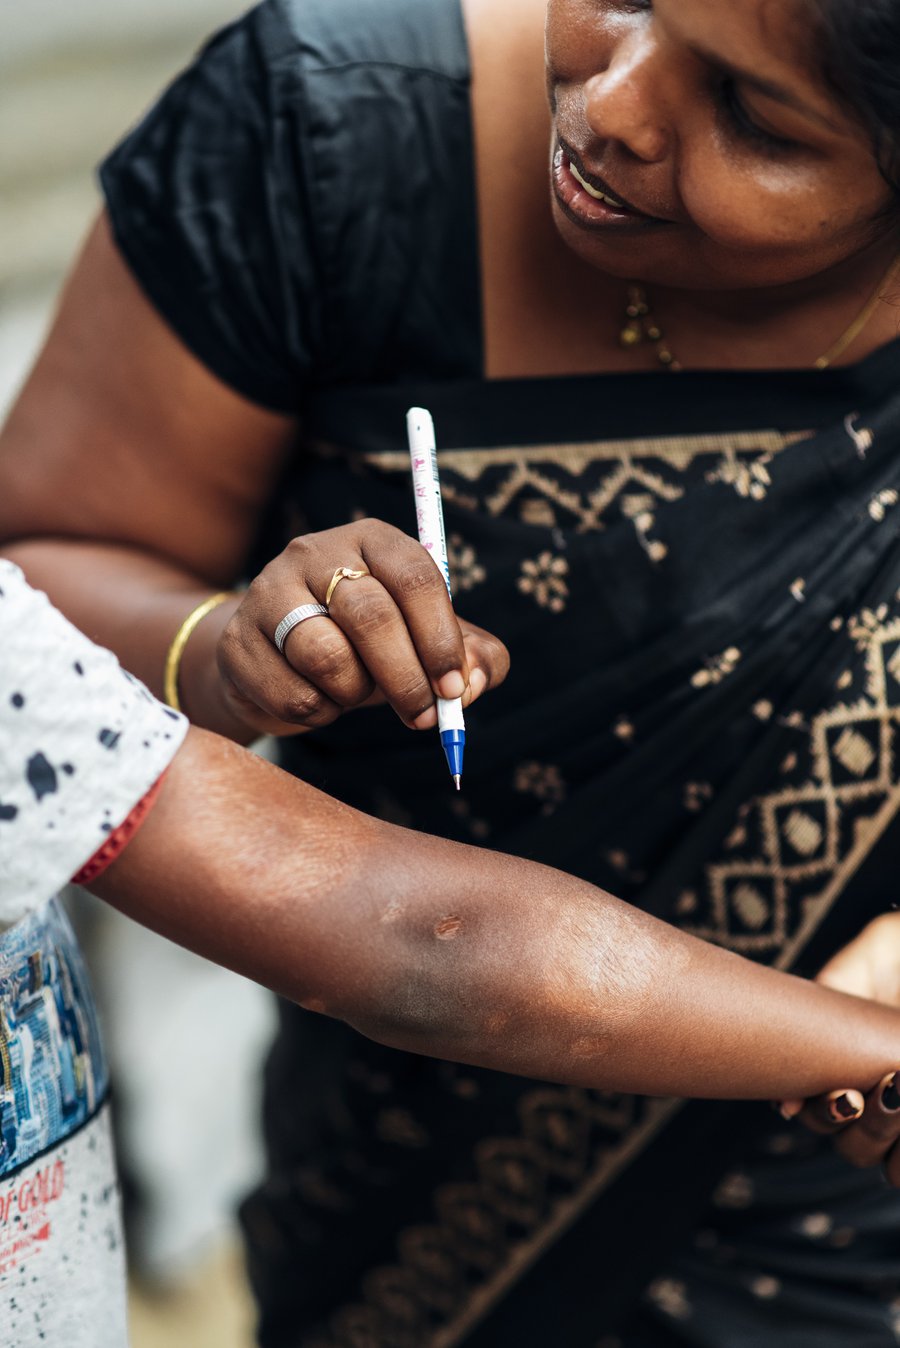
583, 29, 672, 163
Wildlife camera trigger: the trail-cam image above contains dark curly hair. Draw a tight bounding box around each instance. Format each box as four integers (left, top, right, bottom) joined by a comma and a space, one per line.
816, 0, 900, 193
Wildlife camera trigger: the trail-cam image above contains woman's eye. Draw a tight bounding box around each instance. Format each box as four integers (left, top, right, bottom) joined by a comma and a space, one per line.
719, 79, 796, 153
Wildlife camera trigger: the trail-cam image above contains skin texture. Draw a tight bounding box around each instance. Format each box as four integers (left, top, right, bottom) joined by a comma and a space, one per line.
3, 0, 900, 1162
91, 726, 900, 1104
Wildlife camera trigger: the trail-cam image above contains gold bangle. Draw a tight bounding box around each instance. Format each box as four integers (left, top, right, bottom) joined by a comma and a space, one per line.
163, 592, 234, 713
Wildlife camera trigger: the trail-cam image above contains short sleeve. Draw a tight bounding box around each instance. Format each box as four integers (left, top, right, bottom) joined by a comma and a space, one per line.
99, 0, 481, 405
0, 562, 188, 923
100, 3, 325, 412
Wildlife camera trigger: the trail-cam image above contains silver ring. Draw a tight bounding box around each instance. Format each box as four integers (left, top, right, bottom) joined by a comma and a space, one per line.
274, 603, 329, 654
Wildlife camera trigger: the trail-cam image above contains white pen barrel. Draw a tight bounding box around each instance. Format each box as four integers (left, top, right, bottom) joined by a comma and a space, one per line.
437, 697, 466, 733
407, 406, 466, 786
406, 407, 451, 594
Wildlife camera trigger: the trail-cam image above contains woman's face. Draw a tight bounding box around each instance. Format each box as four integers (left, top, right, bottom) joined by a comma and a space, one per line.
545, 0, 896, 291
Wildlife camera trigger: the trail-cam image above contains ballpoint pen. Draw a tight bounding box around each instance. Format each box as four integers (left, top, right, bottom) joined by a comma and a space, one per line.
406, 406, 466, 789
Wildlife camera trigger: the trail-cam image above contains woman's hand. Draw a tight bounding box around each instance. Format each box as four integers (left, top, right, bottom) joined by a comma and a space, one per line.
213, 520, 510, 738
780, 913, 900, 1181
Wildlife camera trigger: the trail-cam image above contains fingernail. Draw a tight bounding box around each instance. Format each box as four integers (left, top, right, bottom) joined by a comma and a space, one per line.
883, 1074, 900, 1111
413, 705, 437, 731
467, 668, 487, 700
829, 1092, 863, 1122
438, 671, 466, 700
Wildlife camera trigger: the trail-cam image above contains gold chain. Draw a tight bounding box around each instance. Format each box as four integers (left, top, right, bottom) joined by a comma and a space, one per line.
619, 255, 900, 372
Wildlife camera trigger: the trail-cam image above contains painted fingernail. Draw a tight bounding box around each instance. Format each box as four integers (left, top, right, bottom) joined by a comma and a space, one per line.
882, 1074, 900, 1111
438, 671, 466, 700
829, 1092, 863, 1123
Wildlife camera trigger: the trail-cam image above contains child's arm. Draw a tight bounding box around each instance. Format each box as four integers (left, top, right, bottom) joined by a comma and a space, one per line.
93, 725, 900, 1104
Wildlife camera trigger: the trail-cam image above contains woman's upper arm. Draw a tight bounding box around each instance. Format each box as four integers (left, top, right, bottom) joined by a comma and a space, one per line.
0, 213, 297, 587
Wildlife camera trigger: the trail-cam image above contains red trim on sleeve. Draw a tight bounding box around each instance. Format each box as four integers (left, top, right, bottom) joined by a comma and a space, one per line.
70, 770, 169, 886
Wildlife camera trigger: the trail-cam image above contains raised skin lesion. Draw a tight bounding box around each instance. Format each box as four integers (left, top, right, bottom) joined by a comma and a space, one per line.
434, 914, 464, 940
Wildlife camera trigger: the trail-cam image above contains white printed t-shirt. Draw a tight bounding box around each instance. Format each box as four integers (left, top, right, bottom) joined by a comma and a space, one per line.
0, 560, 187, 1346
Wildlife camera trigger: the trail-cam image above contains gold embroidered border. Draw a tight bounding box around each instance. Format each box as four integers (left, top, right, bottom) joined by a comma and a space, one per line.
348, 429, 810, 478
313, 430, 811, 539
428, 1096, 682, 1348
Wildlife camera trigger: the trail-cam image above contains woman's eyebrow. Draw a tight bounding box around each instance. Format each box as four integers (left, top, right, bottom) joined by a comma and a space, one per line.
694, 45, 841, 133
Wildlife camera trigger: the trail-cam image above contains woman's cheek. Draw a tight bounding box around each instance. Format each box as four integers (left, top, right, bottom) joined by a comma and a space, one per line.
679, 157, 832, 254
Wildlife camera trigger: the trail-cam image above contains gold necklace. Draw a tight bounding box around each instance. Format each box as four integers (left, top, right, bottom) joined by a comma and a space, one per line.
619, 255, 900, 372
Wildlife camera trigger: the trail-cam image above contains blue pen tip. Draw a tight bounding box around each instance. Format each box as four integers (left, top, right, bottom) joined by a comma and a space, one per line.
440, 729, 465, 785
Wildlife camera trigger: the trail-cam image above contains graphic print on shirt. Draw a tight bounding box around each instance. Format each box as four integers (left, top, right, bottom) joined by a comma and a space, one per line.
0, 900, 107, 1177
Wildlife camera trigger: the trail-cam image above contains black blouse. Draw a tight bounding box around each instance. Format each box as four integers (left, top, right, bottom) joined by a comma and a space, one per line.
100, 0, 481, 411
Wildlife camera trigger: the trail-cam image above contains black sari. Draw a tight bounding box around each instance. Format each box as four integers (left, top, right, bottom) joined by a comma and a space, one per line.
238, 348, 900, 1347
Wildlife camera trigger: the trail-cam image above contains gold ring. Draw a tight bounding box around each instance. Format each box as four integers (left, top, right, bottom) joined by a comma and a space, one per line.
325, 566, 370, 607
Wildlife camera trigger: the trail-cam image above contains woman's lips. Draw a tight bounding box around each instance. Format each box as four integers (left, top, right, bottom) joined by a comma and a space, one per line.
568, 158, 631, 208
552, 142, 670, 231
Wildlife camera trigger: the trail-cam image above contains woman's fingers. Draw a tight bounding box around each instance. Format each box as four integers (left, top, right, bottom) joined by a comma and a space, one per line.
779, 920, 900, 1183
356, 527, 471, 699
831, 1073, 900, 1173
218, 618, 345, 735
459, 618, 511, 703
324, 568, 454, 726
216, 520, 510, 734
792, 1088, 865, 1135
279, 602, 375, 708
789, 1074, 900, 1183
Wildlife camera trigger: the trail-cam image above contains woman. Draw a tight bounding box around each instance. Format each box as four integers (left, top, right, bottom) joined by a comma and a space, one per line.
4, 0, 900, 1341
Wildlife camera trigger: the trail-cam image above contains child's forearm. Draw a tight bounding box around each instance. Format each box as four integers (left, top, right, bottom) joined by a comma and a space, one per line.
92, 727, 900, 1100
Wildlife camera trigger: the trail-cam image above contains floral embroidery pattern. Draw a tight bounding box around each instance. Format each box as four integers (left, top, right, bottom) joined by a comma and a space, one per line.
705, 450, 773, 502
447, 534, 486, 592
683, 781, 714, 813
618, 493, 668, 562
512, 762, 567, 815
645, 1277, 692, 1319
690, 647, 742, 689
517, 553, 569, 613
869, 488, 899, 522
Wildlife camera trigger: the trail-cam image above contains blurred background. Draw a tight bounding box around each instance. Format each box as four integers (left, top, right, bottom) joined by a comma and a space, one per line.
1, 3, 278, 1344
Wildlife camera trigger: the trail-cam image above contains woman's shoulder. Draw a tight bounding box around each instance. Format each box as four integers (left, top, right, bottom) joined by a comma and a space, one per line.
234, 0, 546, 86
261, 0, 470, 81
